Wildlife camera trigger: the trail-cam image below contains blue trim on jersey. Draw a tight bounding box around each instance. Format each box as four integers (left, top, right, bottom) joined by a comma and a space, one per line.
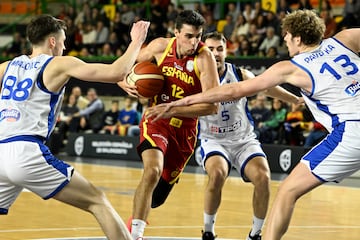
0, 135, 45, 144
231, 64, 241, 82
332, 37, 359, 56
201, 147, 232, 175
38, 143, 72, 199
245, 101, 255, 127
219, 64, 228, 84
47, 94, 61, 139
34, 56, 63, 139
305, 94, 340, 129
290, 59, 316, 97
36, 56, 54, 93
1, 60, 12, 87
0, 208, 8, 214
302, 121, 345, 178
241, 153, 266, 182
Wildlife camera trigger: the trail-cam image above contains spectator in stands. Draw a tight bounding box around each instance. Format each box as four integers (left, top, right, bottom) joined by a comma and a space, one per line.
258, 26, 280, 56
266, 46, 280, 58
5, 32, 23, 58
108, 31, 121, 53
99, 42, 115, 57
81, 22, 97, 46
277, 0, 292, 14
256, 98, 287, 144
120, 4, 136, 27
101, 99, 120, 134
338, 0, 360, 30
222, 14, 235, 40
231, 14, 250, 40
95, 20, 109, 45
72, 88, 105, 133
78, 47, 92, 59
127, 97, 149, 137
264, 11, 281, 37
303, 121, 328, 148
253, 13, 267, 36
235, 37, 255, 56
250, 93, 272, 136
203, 14, 217, 35
298, 0, 313, 9
283, 102, 311, 146
166, 2, 178, 22
247, 23, 263, 52
56, 94, 80, 140
74, 2, 91, 25
110, 11, 130, 50
320, 9, 337, 38
242, 2, 256, 23
71, 86, 89, 110
116, 96, 138, 136
253, 1, 264, 18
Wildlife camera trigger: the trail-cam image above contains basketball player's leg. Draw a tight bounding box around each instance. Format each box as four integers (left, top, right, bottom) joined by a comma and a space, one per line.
53, 170, 132, 240
264, 162, 322, 240
244, 155, 271, 238
203, 155, 229, 235
131, 148, 164, 239
245, 155, 271, 220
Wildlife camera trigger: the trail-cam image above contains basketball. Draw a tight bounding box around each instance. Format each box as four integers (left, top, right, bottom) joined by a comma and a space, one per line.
126, 61, 164, 98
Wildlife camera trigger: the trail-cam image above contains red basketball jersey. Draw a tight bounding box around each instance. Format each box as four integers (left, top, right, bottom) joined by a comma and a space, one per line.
150, 37, 205, 126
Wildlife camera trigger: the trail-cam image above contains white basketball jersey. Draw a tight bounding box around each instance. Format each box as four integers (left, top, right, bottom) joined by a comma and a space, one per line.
0, 54, 64, 141
198, 63, 255, 140
292, 38, 360, 132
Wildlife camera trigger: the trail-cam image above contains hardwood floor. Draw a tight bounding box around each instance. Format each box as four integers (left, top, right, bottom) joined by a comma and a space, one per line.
1, 159, 359, 240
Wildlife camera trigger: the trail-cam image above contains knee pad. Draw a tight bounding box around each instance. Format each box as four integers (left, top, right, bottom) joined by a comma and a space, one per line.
151, 177, 176, 208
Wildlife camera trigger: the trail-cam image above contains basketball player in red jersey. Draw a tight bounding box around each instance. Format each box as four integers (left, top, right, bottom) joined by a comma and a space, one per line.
119, 10, 219, 239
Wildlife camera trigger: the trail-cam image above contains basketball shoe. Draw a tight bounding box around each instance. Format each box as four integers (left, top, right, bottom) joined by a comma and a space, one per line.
202, 230, 216, 240
246, 230, 262, 240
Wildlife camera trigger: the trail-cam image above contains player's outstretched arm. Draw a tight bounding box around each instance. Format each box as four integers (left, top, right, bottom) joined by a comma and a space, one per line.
46, 21, 150, 92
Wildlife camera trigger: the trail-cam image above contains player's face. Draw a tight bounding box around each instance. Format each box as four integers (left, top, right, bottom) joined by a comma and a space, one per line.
284, 31, 299, 57
204, 38, 226, 72
175, 24, 202, 57
52, 30, 66, 56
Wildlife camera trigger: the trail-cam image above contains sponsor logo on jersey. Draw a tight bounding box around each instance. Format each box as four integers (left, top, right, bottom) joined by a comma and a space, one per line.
162, 65, 195, 86
0, 108, 20, 122
210, 120, 242, 133
186, 60, 194, 72
345, 80, 360, 96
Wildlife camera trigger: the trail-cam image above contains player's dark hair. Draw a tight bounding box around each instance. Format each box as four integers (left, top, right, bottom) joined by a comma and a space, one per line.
26, 14, 67, 45
175, 10, 205, 31
202, 31, 227, 44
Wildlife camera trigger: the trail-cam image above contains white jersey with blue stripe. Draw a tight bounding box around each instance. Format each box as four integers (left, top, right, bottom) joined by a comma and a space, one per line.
291, 37, 360, 132
0, 54, 64, 141
198, 62, 255, 140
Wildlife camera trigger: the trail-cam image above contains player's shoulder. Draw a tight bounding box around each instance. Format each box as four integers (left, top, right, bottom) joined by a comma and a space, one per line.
149, 37, 171, 50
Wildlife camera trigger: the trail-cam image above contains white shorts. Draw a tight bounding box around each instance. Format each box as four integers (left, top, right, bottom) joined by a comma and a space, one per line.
199, 135, 266, 181
302, 121, 360, 182
0, 136, 73, 214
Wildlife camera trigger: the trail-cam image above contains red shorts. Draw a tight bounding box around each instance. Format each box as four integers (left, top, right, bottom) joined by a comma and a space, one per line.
138, 116, 198, 184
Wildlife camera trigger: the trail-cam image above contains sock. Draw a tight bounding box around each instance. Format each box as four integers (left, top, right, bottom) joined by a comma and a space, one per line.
131, 219, 146, 240
250, 216, 265, 236
204, 212, 216, 234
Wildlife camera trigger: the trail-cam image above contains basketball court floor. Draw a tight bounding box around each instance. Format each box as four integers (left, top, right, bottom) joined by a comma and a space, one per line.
1, 153, 360, 240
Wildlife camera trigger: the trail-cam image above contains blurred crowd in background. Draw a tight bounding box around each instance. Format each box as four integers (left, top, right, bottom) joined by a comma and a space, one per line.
2, 0, 359, 59
2, 0, 359, 147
